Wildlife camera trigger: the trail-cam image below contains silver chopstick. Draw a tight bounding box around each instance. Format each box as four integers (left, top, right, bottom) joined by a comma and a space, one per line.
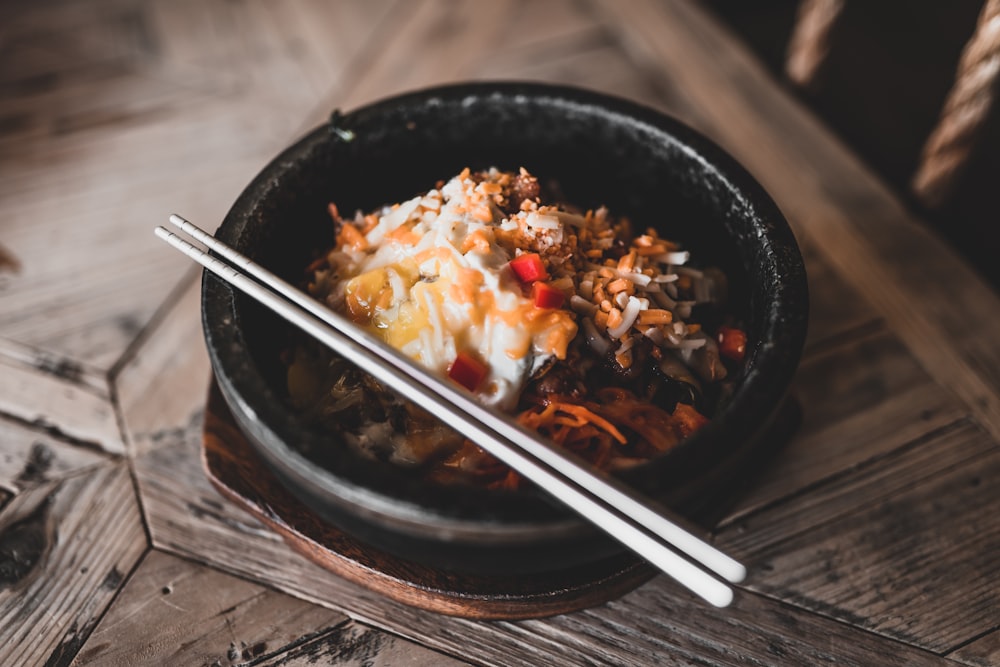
157, 214, 746, 607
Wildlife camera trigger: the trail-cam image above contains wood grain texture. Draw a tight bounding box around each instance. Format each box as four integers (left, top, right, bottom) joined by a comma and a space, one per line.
0, 0, 394, 371
740, 419, 1000, 653
0, 414, 108, 496
0, 343, 123, 455
719, 419, 991, 558
296, 0, 610, 130
717, 419, 1000, 660
950, 628, 1000, 667
73, 549, 348, 666
722, 325, 967, 522
255, 620, 470, 667
112, 275, 208, 458
797, 240, 881, 355
0, 463, 146, 667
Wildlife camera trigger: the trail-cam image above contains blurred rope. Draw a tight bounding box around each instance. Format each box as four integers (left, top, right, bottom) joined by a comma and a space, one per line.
785, 0, 846, 91
913, 0, 1000, 208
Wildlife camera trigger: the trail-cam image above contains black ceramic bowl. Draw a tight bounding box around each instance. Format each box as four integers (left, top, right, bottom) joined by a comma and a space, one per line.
202, 82, 808, 575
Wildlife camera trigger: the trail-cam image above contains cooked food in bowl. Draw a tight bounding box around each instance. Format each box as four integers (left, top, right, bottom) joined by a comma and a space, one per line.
285, 167, 748, 489
202, 82, 808, 574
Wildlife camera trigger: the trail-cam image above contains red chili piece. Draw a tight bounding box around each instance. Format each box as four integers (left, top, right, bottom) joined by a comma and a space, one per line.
509, 253, 548, 283
717, 326, 747, 362
448, 351, 488, 391
532, 282, 565, 309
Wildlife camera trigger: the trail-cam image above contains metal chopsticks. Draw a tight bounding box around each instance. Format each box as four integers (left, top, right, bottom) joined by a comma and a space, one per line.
155, 214, 746, 607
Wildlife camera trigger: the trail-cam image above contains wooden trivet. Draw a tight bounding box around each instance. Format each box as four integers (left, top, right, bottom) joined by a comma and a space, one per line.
201, 380, 657, 620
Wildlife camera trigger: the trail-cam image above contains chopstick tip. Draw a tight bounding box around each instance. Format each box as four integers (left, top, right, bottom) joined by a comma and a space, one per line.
710, 587, 734, 608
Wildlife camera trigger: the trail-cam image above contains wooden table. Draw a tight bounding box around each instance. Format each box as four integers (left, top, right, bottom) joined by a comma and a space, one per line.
2, 1, 999, 665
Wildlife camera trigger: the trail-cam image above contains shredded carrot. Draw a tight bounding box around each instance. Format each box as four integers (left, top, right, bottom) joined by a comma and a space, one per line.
551, 423, 573, 443
518, 400, 627, 445
336, 223, 368, 252
552, 403, 627, 444
554, 414, 587, 428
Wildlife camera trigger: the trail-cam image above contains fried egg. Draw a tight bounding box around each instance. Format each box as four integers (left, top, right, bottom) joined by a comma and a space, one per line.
335, 171, 576, 409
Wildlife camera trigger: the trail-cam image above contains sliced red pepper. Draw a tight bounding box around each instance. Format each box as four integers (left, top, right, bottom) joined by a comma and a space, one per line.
717, 326, 747, 362
448, 351, 488, 391
531, 281, 565, 309
509, 253, 548, 283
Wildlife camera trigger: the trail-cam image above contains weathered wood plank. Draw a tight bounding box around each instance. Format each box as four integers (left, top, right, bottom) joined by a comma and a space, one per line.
115, 275, 353, 586
0, 0, 396, 371
73, 549, 349, 666
719, 420, 990, 560
0, 463, 146, 667
112, 275, 208, 458
256, 620, 470, 667
0, 413, 108, 495
466, 584, 950, 667
145, 0, 395, 113
327, 0, 522, 113
0, 340, 123, 455
297, 0, 664, 133
737, 420, 1000, 653
949, 628, 1000, 667
473, 21, 666, 108
276, 0, 401, 94
590, 0, 1000, 445
0, 337, 109, 397
722, 325, 967, 522
797, 240, 882, 355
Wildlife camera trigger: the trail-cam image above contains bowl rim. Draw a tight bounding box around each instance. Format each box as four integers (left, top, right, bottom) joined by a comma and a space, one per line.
202, 80, 809, 546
